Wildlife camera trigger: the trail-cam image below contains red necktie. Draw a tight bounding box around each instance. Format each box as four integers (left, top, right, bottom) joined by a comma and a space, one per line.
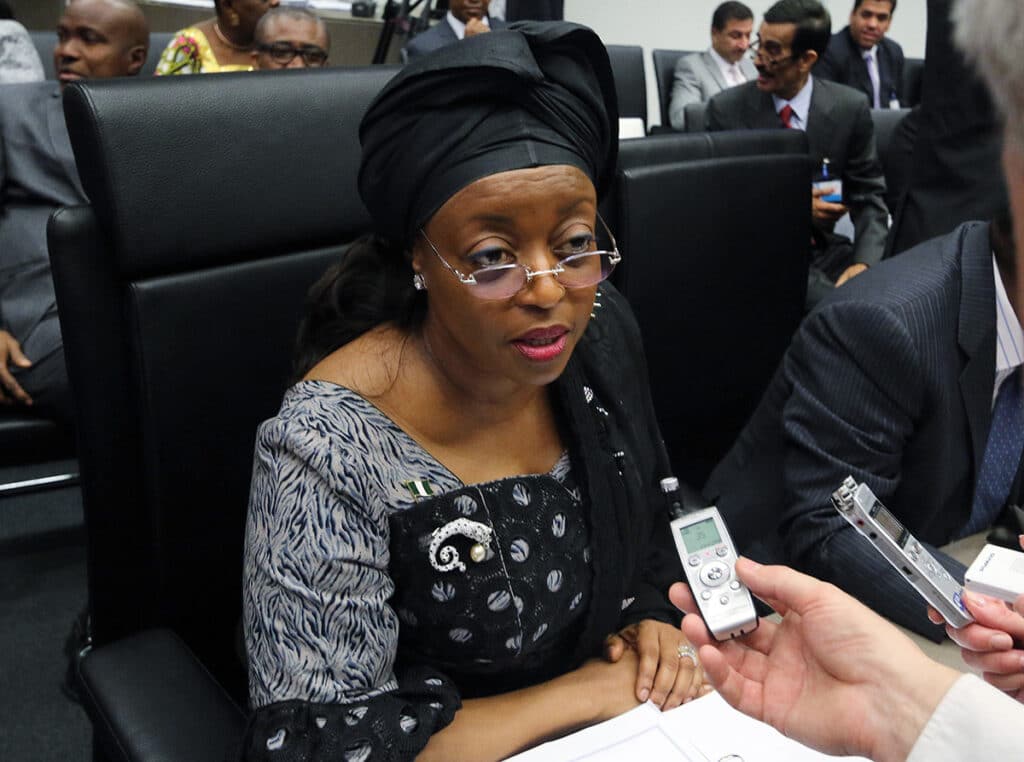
779, 104, 794, 128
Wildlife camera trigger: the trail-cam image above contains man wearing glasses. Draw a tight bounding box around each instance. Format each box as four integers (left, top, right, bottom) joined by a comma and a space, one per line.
706, 0, 888, 310
253, 7, 329, 70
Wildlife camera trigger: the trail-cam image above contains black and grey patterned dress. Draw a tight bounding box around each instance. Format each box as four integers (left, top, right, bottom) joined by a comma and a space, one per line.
241, 287, 686, 761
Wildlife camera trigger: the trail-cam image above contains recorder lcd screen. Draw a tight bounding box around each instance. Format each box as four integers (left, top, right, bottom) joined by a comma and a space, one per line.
680, 518, 722, 552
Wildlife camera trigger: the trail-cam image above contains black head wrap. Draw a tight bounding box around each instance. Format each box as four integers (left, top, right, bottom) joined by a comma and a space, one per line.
358, 21, 619, 243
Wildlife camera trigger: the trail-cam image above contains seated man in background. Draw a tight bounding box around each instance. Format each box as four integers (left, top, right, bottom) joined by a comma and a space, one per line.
706, 0, 888, 309
252, 7, 330, 70
0, 0, 147, 426
668, 2, 756, 130
706, 208, 1022, 641
816, 0, 905, 109
402, 0, 506, 62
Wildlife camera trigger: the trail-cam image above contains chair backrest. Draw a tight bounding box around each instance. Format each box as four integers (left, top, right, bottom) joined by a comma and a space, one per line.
605, 44, 647, 127
683, 101, 708, 132
651, 48, 694, 127
615, 155, 810, 487
602, 129, 808, 281
31, 30, 175, 79
871, 107, 912, 212
902, 57, 924, 108
49, 65, 397, 697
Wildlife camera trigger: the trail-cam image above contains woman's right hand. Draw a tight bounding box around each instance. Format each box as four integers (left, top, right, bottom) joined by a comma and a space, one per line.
575, 648, 645, 721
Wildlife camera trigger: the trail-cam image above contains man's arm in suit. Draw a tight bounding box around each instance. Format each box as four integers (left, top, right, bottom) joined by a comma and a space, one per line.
668, 54, 706, 131
778, 298, 956, 641
843, 95, 889, 266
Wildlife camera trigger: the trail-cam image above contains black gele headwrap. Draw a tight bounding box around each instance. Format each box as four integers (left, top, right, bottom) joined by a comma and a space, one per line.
358, 21, 619, 243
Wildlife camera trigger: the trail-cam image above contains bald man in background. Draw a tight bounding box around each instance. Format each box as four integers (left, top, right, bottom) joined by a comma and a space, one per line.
0, 0, 147, 426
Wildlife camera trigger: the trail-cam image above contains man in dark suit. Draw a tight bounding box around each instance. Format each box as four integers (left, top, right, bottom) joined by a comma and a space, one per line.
0, 0, 147, 425
706, 0, 889, 308
402, 0, 507, 62
816, 0, 905, 109
706, 214, 1020, 641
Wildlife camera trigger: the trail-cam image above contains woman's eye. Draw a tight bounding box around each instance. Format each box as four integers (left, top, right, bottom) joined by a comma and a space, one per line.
561, 234, 596, 255
467, 247, 514, 269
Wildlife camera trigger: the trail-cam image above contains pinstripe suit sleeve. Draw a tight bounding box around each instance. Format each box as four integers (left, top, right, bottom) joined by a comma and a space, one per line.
779, 299, 956, 640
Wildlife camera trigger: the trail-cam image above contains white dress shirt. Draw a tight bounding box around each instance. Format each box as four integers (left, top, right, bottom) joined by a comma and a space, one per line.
906, 674, 1024, 761
992, 255, 1024, 405
772, 76, 814, 131
708, 46, 747, 88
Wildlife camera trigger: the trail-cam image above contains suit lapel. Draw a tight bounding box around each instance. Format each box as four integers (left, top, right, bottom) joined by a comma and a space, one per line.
45, 87, 85, 198
702, 50, 728, 91
957, 222, 998, 476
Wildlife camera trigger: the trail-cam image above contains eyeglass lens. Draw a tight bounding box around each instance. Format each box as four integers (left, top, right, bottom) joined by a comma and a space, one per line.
470, 251, 618, 299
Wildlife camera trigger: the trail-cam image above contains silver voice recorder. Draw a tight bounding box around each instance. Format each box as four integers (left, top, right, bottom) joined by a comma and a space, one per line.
664, 478, 759, 641
830, 477, 973, 628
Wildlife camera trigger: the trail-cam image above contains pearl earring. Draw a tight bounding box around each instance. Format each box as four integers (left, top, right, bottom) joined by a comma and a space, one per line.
413, 273, 427, 291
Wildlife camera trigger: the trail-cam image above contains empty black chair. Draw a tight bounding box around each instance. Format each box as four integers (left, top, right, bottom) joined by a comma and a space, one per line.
604, 129, 808, 288
651, 48, 695, 129
606, 44, 647, 128
615, 155, 810, 487
50, 65, 398, 761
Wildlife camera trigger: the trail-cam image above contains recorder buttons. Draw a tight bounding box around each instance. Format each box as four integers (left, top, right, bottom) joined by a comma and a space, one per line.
701, 590, 713, 601
688, 555, 701, 567
700, 561, 729, 587
716, 546, 729, 557
729, 580, 741, 591
719, 595, 730, 605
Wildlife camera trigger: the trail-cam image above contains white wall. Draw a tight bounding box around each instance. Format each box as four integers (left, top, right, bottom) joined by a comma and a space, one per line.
564, 0, 926, 126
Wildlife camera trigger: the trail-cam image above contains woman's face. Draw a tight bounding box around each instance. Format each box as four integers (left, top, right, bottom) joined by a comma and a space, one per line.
412, 165, 601, 397
221, 0, 278, 39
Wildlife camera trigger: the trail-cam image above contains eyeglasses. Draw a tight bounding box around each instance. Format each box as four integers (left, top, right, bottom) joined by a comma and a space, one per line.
418, 215, 621, 300
750, 38, 796, 69
256, 42, 328, 67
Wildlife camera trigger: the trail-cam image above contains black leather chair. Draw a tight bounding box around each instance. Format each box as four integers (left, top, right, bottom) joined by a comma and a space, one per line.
615, 154, 810, 488
49, 64, 398, 761
603, 129, 808, 286
30, 31, 174, 79
0, 412, 76, 497
871, 107, 912, 212
651, 48, 695, 129
902, 57, 924, 108
605, 44, 647, 128
683, 101, 708, 132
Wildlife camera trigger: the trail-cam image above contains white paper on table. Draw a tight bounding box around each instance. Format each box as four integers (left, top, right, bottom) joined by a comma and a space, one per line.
505, 691, 871, 762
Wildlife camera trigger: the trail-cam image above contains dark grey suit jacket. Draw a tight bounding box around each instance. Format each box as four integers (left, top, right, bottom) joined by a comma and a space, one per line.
403, 15, 507, 61
0, 81, 86, 363
706, 77, 889, 268
706, 222, 1019, 640
816, 26, 905, 107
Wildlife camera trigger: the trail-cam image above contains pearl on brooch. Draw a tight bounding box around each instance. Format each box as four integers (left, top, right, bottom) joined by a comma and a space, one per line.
470, 543, 487, 563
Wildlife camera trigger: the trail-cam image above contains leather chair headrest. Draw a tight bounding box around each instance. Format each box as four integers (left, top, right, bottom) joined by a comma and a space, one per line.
62, 66, 398, 278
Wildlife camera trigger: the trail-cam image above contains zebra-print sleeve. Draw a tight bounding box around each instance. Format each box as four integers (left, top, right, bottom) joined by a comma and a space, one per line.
243, 398, 401, 708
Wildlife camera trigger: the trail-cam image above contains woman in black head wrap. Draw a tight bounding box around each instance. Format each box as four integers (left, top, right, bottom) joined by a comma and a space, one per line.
242, 22, 704, 762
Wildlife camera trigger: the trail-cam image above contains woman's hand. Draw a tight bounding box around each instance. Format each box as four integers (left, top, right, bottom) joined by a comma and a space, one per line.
604, 618, 707, 709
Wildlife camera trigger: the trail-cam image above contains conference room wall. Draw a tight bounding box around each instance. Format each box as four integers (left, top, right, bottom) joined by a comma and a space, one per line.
566, 0, 926, 128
